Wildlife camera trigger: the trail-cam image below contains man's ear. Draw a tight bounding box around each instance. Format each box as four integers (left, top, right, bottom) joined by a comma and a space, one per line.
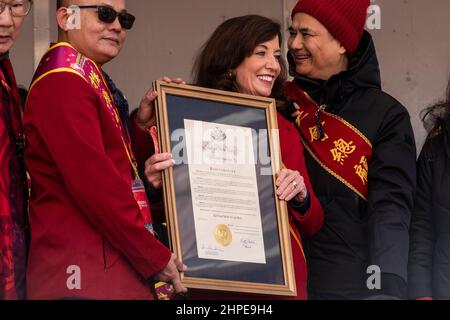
338, 42, 347, 56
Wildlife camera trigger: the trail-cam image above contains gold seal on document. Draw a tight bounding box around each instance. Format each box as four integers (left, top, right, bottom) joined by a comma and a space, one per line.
214, 224, 232, 247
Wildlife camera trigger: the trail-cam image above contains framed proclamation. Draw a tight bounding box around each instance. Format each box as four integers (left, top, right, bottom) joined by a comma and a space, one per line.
153, 81, 296, 297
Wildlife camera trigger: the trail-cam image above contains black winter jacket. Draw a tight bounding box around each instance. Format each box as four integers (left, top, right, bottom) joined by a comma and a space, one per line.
409, 135, 450, 300
287, 31, 417, 299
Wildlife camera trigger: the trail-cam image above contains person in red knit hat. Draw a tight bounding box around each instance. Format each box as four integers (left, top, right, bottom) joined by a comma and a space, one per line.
285, 0, 416, 299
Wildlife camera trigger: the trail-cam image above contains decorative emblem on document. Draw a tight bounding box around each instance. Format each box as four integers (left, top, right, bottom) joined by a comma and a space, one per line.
214, 224, 233, 247
202, 127, 238, 162
202, 127, 227, 151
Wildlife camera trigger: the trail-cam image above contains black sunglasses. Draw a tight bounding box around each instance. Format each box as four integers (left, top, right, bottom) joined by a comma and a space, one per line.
77, 5, 135, 30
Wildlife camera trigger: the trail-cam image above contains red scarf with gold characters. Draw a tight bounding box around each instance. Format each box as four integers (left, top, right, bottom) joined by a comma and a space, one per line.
285, 82, 372, 201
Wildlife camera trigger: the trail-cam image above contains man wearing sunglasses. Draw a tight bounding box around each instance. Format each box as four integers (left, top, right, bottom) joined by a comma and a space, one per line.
0, 0, 32, 300
23, 0, 186, 300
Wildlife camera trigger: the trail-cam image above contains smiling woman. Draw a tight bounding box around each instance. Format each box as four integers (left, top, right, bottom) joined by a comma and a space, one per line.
233, 37, 282, 97
188, 14, 324, 300
193, 15, 288, 104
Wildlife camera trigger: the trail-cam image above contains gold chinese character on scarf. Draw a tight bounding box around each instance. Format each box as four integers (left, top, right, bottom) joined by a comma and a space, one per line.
354, 156, 369, 185
89, 71, 101, 89
331, 139, 356, 165
295, 111, 309, 127
102, 90, 112, 107
309, 122, 329, 142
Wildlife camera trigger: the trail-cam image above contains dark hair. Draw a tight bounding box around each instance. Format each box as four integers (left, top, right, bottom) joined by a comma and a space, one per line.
56, 0, 66, 9
422, 77, 450, 149
192, 15, 287, 105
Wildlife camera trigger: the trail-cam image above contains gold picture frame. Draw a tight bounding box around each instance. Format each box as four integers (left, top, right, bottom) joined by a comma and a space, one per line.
153, 80, 296, 297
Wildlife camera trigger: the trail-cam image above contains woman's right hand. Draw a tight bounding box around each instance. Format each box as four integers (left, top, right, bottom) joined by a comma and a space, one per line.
145, 153, 175, 189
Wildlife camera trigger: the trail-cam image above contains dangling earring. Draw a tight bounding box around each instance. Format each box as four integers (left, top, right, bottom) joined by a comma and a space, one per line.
227, 70, 234, 79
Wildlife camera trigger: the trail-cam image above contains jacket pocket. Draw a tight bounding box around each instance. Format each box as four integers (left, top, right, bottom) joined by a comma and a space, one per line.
102, 237, 120, 270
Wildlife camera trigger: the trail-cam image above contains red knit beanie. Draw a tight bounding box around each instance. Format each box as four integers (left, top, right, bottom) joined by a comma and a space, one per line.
291, 0, 370, 55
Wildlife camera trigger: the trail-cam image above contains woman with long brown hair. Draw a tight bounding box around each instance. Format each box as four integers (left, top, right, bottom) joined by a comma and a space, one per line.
189, 15, 324, 300
145, 15, 324, 300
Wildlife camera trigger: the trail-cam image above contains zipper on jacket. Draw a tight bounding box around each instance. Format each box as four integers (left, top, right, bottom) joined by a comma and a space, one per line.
315, 104, 327, 140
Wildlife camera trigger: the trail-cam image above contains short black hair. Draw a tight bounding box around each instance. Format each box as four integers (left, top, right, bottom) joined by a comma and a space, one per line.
57, 0, 66, 9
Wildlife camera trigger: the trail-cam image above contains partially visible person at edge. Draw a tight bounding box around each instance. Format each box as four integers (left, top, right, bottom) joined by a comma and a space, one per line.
409, 77, 450, 300
0, 0, 33, 300
23, 0, 187, 299
284, 0, 416, 300
144, 15, 324, 300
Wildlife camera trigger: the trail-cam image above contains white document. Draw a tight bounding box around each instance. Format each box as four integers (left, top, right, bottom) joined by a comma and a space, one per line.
184, 119, 266, 264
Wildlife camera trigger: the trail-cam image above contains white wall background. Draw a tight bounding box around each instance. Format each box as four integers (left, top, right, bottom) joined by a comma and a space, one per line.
370, 0, 450, 149
9, 0, 450, 153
